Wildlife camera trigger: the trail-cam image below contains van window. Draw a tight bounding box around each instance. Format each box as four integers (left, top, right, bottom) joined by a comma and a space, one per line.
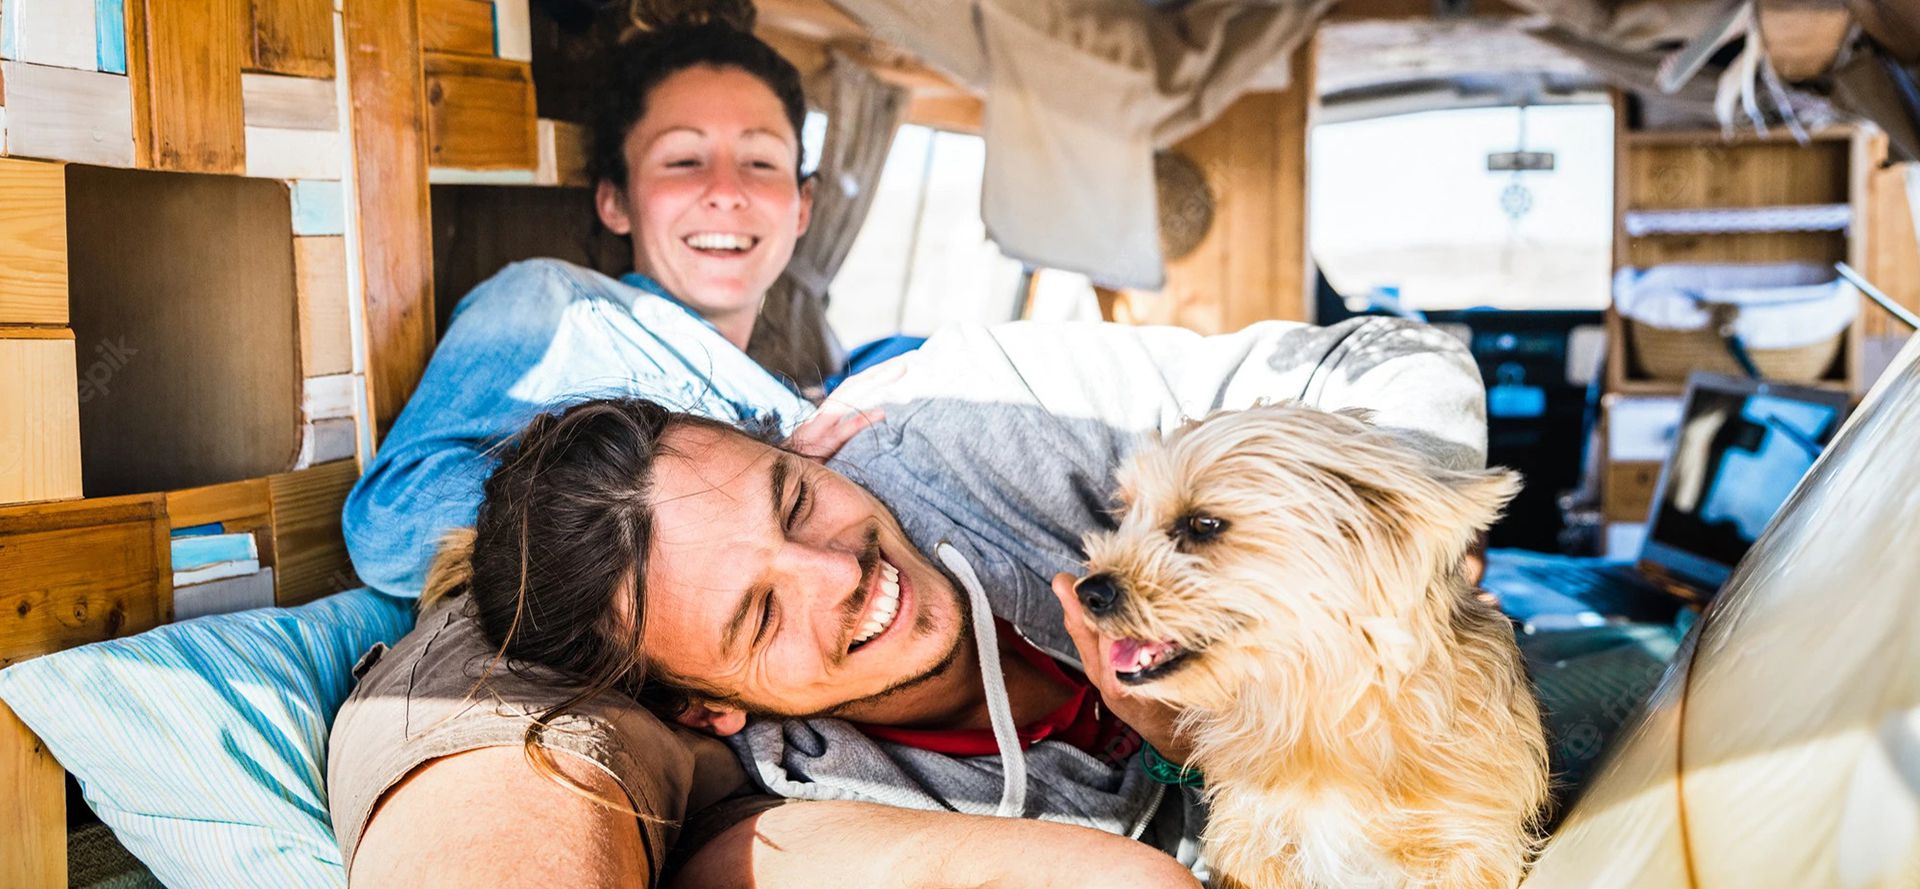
827, 125, 1027, 345
1311, 104, 1614, 312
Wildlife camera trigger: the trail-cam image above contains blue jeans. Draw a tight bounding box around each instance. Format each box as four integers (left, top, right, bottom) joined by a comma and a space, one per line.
342, 260, 814, 598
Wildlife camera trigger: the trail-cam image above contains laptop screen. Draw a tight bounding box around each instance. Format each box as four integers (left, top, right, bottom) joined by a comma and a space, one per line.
1641, 373, 1850, 592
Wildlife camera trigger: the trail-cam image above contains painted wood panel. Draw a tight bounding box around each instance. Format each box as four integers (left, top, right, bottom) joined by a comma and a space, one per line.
127, 0, 245, 173
303, 372, 356, 419
240, 71, 337, 130
244, 125, 341, 179
290, 178, 346, 235
345, 0, 435, 443
491, 0, 530, 62
247, 0, 334, 79
0, 699, 63, 889
0, 493, 169, 667
0, 0, 98, 72
268, 459, 357, 606
421, 0, 494, 57
296, 235, 351, 377
423, 52, 536, 170
0, 332, 82, 506
0, 62, 132, 166
0, 158, 66, 326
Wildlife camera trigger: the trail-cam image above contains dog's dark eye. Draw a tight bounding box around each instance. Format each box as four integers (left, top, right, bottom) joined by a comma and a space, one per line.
1178, 514, 1227, 543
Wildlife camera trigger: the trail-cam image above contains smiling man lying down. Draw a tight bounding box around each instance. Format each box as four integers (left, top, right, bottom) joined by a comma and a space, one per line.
328, 317, 1490, 887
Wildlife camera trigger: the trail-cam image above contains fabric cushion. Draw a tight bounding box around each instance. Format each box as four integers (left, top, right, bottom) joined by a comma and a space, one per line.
0, 588, 414, 889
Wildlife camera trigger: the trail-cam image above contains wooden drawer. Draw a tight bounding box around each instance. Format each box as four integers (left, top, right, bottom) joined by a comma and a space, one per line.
0, 495, 169, 667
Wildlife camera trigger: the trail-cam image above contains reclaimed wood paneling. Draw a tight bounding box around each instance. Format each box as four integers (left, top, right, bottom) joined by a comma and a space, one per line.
423, 52, 535, 170
240, 71, 337, 130
0, 331, 82, 506
534, 117, 588, 186
268, 459, 357, 606
421, 0, 494, 57
0, 61, 133, 167
302, 372, 356, 419
345, 0, 435, 443
0, 493, 169, 667
166, 477, 272, 532
243, 125, 341, 179
247, 0, 334, 79
491, 0, 530, 61
126, 0, 246, 173
0, 158, 67, 326
166, 477, 275, 573
296, 235, 351, 377
0, 0, 98, 72
0, 699, 63, 889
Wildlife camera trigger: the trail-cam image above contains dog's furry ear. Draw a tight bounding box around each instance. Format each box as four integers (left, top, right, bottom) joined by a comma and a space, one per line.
1439, 466, 1523, 534
1346, 463, 1521, 561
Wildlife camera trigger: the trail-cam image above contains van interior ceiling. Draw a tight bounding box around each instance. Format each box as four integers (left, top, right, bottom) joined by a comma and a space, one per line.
0, 0, 1917, 887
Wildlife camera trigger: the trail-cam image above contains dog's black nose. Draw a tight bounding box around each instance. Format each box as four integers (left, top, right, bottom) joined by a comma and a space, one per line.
1076, 574, 1122, 616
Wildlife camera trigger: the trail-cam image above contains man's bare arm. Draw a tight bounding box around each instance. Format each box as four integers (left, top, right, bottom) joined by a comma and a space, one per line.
671, 800, 1202, 889
349, 747, 650, 888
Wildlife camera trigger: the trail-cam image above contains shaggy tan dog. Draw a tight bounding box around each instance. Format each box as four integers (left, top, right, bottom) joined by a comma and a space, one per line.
1078, 404, 1548, 889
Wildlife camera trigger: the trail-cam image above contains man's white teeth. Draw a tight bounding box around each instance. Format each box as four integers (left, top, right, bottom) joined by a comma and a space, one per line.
685, 233, 755, 251
853, 560, 902, 647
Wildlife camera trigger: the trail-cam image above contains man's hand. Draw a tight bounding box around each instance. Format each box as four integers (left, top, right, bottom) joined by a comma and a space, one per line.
1052, 573, 1195, 766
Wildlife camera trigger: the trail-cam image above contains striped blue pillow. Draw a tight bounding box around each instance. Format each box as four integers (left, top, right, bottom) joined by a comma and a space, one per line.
0, 588, 414, 889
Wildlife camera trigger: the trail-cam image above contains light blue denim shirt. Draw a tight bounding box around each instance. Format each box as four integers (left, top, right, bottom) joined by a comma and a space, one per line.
342, 259, 813, 598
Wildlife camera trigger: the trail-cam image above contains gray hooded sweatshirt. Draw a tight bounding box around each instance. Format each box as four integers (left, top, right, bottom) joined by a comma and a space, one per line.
728, 316, 1489, 874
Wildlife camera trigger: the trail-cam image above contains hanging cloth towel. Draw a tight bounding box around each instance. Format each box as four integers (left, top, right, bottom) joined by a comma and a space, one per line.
834, 0, 1329, 289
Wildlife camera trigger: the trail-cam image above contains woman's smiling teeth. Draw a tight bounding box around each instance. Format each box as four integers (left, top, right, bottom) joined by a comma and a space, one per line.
852, 560, 901, 650
684, 232, 758, 252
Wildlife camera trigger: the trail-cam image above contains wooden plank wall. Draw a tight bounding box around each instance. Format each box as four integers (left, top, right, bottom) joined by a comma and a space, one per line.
268, 460, 357, 606
345, 0, 437, 441
1127, 38, 1317, 332
247, 0, 336, 78
126, 0, 248, 174
0, 698, 64, 889
0, 157, 67, 326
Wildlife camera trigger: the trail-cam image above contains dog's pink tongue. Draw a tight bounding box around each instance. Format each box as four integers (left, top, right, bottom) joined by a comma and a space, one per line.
1110, 638, 1175, 672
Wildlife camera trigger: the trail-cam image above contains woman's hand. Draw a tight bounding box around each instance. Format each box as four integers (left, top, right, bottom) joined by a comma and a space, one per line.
785, 356, 912, 462
1051, 573, 1195, 766
786, 402, 882, 462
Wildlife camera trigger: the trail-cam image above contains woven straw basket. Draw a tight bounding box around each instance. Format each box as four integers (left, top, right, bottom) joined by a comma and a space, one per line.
1627, 319, 1842, 383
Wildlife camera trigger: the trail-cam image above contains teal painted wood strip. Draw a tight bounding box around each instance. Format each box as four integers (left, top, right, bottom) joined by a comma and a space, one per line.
95, 0, 125, 74
1, 0, 21, 59
291, 180, 347, 236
